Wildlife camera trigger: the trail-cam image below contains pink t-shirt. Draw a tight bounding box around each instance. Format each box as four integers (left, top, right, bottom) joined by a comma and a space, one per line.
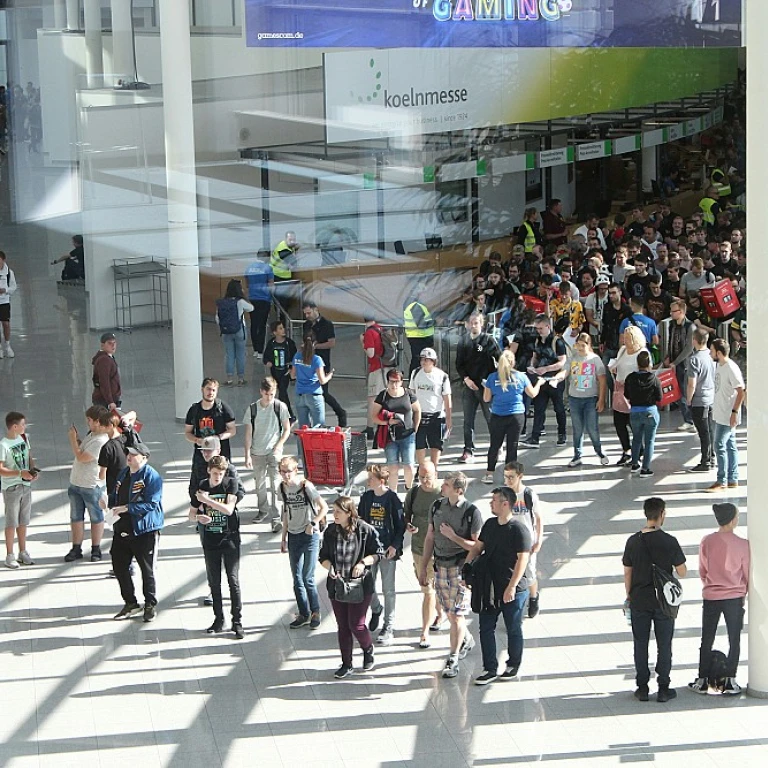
699, 530, 750, 600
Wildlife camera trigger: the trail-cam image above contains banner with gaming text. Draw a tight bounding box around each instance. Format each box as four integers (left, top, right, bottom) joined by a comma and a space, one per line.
245, 0, 742, 49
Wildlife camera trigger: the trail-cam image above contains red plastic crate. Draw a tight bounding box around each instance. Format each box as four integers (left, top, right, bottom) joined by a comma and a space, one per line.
296, 428, 348, 486
700, 280, 739, 319
657, 367, 681, 408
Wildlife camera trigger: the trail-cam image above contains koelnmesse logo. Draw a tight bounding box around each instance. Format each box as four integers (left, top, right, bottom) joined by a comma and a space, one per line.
350, 57, 469, 109
432, 0, 573, 22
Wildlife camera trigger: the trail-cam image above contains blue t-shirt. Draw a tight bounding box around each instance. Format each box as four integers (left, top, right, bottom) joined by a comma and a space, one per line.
619, 314, 658, 346
245, 261, 274, 302
292, 353, 324, 395
485, 371, 531, 416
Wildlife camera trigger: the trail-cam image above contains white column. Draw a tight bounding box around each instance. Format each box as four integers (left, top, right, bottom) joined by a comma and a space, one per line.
747, 0, 768, 698
110, 0, 134, 82
159, 0, 204, 419
83, 0, 104, 88
641, 145, 657, 194
53, 0, 67, 28
65, 0, 80, 30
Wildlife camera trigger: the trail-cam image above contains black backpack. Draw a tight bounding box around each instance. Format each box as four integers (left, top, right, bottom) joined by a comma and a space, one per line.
706, 649, 729, 693
372, 324, 399, 367
216, 297, 242, 335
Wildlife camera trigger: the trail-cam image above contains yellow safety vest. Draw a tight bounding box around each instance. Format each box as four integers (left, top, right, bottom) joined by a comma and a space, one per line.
270, 241, 293, 279
522, 222, 536, 253
710, 168, 731, 197
699, 197, 717, 226
403, 302, 434, 338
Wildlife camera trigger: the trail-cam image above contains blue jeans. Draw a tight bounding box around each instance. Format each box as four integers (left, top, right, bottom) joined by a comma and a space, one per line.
478, 588, 529, 674
630, 407, 659, 470
287, 531, 321, 617
570, 396, 603, 460
68, 484, 105, 523
384, 432, 416, 467
296, 392, 325, 428
631, 606, 675, 688
222, 330, 246, 378
713, 422, 739, 485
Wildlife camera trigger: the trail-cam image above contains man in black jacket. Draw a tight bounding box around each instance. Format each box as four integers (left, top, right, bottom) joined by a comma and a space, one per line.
600, 283, 632, 389
455, 312, 499, 462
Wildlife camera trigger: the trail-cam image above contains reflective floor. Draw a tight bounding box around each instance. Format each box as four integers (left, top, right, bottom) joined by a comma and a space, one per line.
0, 219, 764, 768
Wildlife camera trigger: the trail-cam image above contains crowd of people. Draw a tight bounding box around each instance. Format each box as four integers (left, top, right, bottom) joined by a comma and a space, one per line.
0, 108, 752, 705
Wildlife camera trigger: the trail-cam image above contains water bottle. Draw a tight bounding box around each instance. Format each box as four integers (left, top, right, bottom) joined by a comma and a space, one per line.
623, 599, 632, 626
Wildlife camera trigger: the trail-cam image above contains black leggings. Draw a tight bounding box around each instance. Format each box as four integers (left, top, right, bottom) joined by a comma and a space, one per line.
487, 413, 525, 472
613, 410, 631, 453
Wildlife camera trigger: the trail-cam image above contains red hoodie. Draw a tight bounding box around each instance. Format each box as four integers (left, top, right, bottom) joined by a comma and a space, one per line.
92, 350, 121, 406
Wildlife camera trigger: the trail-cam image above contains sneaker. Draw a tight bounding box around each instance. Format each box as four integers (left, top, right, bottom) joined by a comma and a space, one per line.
458, 633, 475, 659
237, 379, 247, 387
90, 546, 102, 562
677, 423, 695, 432
232, 622, 245, 640
688, 677, 708, 694
4, 344, 14, 358
474, 671, 498, 685
0, 346, 3, 359
567, 458, 582, 468
17, 551, 34, 566
557, 434, 567, 446
368, 607, 383, 632
377, 627, 394, 646
706, 482, 727, 493
203, 593, 214, 606
206, 621, 225, 634
309, 612, 321, 630
290, 614, 310, 629
334, 664, 353, 679
253, 352, 261, 359
728, 482, 739, 489
630, 464, 641, 473
113, 602, 142, 620
460, 450, 472, 463
64, 546, 83, 562
689, 463, 711, 473
616, 453, 631, 466
520, 437, 540, 449
223, 380, 234, 387
500, 664, 519, 680
722, 677, 742, 696
4, 553, 20, 569
656, 687, 677, 703
362, 646, 375, 671
143, 604, 157, 623
481, 473, 494, 484
639, 469, 654, 478
442, 657, 459, 678
429, 616, 446, 632
271, 520, 282, 533
599, 455, 610, 466
634, 685, 650, 702
252, 509, 269, 523
528, 595, 540, 619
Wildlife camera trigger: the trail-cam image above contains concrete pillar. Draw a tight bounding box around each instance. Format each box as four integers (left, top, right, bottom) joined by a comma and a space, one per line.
65, 0, 80, 30
641, 145, 657, 195
747, 0, 768, 698
83, 0, 103, 88
159, 0, 204, 419
110, 0, 134, 83
53, 0, 67, 29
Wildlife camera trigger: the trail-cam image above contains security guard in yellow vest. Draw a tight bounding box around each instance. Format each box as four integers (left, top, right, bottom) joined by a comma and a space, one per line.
403, 300, 435, 376
710, 167, 731, 198
515, 207, 541, 254
698, 186, 721, 229
270, 231, 299, 281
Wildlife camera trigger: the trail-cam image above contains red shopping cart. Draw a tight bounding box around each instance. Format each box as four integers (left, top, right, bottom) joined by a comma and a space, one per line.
295, 426, 368, 495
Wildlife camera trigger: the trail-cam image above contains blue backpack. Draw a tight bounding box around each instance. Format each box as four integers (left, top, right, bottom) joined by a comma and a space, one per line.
216, 298, 242, 335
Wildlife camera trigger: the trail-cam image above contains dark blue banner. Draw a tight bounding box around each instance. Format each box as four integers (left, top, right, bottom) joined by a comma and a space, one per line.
245, 1, 742, 49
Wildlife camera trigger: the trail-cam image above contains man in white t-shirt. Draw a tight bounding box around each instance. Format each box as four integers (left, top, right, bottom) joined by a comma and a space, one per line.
0, 411, 39, 568
706, 339, 746, 493
65, 406, 110, 563
409, 348, 452, 466
243, 377, 291, 531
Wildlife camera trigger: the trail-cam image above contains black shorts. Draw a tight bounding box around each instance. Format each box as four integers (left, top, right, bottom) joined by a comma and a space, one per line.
416, 416, 445, 451
0, 304, 9, 322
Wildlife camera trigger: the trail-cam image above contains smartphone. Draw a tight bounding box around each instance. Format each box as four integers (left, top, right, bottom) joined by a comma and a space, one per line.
28, 467, 41, 476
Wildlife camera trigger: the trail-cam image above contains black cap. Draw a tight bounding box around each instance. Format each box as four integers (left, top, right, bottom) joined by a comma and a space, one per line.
713, 503, 737, 527
100, 332, 117, 343
126, 443, 150, 458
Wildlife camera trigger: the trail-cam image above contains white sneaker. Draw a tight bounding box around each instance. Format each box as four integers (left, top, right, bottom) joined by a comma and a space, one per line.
253, 351, 261, 359
0, 345, 4, 359
677, 423, 694, 432
4, 553, 20, 569
17, 551, 34, 566
4, 343, 14, 358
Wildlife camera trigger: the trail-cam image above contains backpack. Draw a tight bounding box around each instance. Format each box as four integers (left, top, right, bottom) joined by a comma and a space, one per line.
216, 297, 242, 335
279, 480, 326, 532
706, 649, 729, 693
639, 533, 683, 619
372, 324, 399, 367
249, 400, 284, 433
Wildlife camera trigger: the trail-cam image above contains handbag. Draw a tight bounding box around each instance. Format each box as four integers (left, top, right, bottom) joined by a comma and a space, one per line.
639, 533, 683, 619
333, 575, 365, 604
612, 379, 631, 414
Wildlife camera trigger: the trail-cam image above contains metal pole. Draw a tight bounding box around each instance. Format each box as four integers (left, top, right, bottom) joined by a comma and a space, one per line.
110, 0, 135, 83
83, 0, 104, 87
159, 0, 204, 419
53, 0, 66, 29
65, 0, 80, 30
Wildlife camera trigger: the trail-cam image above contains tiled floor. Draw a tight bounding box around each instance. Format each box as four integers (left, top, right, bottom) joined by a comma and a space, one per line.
0, 219, 765, 768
